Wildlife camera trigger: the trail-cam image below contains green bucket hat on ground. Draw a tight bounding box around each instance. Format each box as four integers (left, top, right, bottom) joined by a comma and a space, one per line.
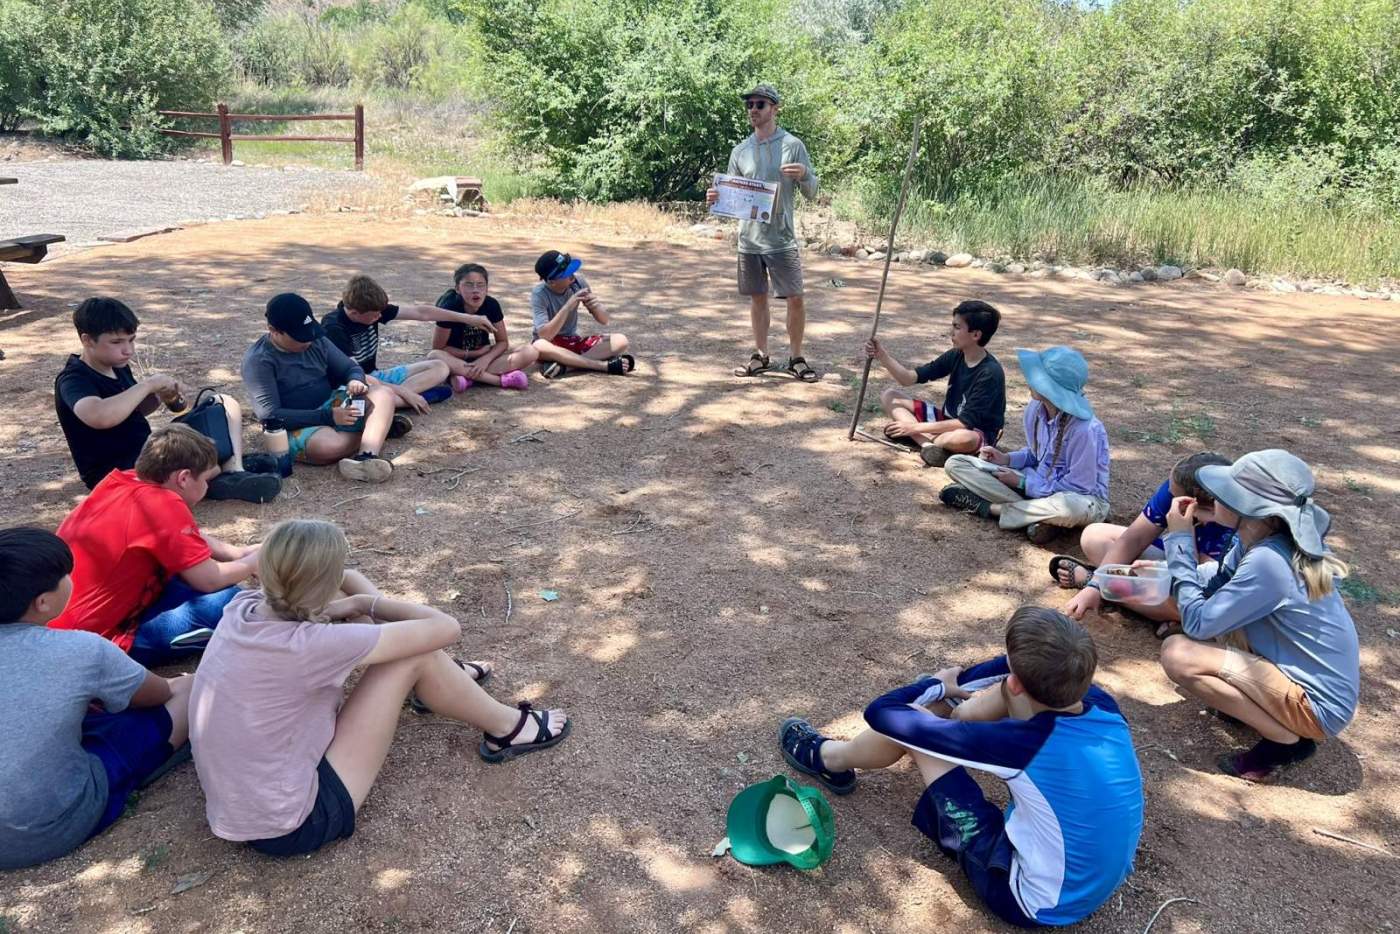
719, 775, 835, 870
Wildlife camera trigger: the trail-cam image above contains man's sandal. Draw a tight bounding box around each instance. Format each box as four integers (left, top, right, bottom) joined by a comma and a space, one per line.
479, 702, 572, 763
785, 356, 819, 382
734, 351, 771, 377
1048, 555, 1096, 589
409, 659, 491, 715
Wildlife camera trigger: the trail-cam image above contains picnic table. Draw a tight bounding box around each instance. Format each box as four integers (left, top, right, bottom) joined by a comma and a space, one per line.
0, 176, 64, 310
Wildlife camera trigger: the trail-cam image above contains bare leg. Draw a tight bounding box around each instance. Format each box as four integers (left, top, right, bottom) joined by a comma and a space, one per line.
326, 649, 568, 809
358, 385, 398, 455
394, 360, 451, 396
215, 394, 246, 473
882, 391, 936, 444
749, 293, 771, 356
910, 750, 959, 786
164, 674, 193, 747
950, 684, 1010, 722
819, 728, 908, 772
930, 428, 982, 454
1160, 636, 1300, 743
785, 294, 805, 359
581, 334, 629, 359
301, 427, 362, 466
532, 339, 610, 373
1080, 523, 1129, 566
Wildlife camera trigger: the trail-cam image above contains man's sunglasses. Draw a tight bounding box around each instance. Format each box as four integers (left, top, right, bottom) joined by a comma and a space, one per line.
745, 99, 770, 110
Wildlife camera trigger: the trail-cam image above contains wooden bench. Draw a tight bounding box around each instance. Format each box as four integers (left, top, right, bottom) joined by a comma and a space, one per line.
0, 233, 65, 310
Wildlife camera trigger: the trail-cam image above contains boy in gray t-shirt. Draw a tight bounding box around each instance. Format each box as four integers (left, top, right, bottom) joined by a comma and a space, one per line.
0, 527, 193, 869
528, 250, 636, 379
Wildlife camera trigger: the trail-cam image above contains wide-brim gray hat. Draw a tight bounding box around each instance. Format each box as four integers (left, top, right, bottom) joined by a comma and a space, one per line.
1196, 449, 1331, 558
1016, 346, 1093, 421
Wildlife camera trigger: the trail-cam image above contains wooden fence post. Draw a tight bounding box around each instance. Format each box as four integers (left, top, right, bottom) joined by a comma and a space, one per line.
354, 104, 365, 171
217, 103, 233, 166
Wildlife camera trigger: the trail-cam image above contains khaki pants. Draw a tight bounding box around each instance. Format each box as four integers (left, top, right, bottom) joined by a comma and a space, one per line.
944, 455, 1110, 531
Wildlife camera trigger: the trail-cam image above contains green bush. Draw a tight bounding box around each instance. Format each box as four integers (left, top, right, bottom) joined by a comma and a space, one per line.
233, 11, 303, 86
298, 18, 353, 87
353, 5, 441, 90
23, 0, 230, 157
468, 0, 848, 201
0, 0, 43, 131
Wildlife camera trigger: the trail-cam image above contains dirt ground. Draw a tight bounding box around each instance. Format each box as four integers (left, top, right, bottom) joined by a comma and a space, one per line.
1, 210, 1398, 934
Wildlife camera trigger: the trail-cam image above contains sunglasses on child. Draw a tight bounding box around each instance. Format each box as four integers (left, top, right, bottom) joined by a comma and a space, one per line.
744, 99, 770, 110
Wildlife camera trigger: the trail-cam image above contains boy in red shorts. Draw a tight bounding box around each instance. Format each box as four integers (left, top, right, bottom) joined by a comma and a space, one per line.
529, 250, 635, 379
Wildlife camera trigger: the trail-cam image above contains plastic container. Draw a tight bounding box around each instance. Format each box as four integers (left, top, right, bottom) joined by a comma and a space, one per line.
260, 418, 294, 478
1092, 563, 1171, 605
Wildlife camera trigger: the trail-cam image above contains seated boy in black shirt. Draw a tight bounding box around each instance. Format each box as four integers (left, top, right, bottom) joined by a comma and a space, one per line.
864, 300, 1005, 468
54, 298, 280, 502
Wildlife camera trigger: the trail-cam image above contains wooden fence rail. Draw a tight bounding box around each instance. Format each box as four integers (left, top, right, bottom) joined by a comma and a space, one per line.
156, 103, 364, 170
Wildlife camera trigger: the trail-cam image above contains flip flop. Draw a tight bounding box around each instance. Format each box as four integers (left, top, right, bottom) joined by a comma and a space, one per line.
1048, 555, 1096, 589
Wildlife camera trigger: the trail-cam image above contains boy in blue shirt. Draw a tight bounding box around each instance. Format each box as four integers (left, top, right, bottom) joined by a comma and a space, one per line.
0, 527, 193, 869
779, 607, 1143, 928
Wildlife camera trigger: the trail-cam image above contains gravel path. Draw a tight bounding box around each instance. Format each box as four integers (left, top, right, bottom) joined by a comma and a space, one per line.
0, 159, 381, 255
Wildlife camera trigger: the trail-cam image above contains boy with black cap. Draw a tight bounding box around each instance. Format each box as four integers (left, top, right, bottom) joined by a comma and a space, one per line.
529, 250, 635, 378
241, 293, 403, 484
54, 297, 281, 502
706, 83, 820, 382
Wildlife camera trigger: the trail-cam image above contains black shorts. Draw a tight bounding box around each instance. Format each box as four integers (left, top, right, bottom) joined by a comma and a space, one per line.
250, 757, 355, 857
912, 768, 1038, 928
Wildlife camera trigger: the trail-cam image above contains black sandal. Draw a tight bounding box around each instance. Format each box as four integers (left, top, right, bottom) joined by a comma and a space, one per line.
882, 423, 920, 449
409, 659, 490, 715
1048, 555, 1096, 589
479, 702, 572, 763
734, 351, 771, 377
605, 354, 635, 375
786, 356, 818, 382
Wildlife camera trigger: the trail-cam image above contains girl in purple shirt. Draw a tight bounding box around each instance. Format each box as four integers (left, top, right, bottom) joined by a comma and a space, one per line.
942, 347, 1111, 546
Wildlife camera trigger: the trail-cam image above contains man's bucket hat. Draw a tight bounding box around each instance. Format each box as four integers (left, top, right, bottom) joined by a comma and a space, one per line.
722, 775, 834, 870
1015, 346, 1093, 421
1196, 450, 1332, 558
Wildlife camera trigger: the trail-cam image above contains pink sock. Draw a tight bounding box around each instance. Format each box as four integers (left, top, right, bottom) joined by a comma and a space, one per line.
500, 370, 529, 390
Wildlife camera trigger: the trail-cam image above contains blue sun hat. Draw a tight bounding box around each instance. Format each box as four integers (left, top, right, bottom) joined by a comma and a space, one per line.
1015, 346, 1093, 420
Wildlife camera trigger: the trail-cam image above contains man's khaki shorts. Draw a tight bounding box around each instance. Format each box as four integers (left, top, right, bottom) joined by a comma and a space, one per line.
1218, 646, 1326, 741
738, 249, 803, 298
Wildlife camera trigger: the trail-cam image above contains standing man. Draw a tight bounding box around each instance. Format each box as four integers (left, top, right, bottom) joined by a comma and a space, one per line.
707, 84, 820, 382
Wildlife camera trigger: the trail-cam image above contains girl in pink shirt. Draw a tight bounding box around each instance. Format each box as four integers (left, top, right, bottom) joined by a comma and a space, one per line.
190, 519, 571, 856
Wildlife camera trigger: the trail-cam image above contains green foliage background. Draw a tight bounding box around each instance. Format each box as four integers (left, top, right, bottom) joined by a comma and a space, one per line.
0, 0, 1396, 276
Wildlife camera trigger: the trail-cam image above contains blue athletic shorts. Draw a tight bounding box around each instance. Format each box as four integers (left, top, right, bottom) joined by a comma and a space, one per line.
250, 757, 355, 857
913, 767, 1038, 928
82, 705, 176, 839
371, 365, 409, 385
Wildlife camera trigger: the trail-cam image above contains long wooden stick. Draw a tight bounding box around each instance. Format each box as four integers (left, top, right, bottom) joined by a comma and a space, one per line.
848, 118, 922, 440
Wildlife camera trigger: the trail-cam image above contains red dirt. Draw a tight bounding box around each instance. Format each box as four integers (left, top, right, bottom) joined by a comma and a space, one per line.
1, 212, 1397, 933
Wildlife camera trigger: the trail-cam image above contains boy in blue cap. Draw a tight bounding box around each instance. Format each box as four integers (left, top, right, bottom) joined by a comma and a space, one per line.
529, 250, 634, 378
941, 346, 1110, 546
778, 606, 1143, 929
